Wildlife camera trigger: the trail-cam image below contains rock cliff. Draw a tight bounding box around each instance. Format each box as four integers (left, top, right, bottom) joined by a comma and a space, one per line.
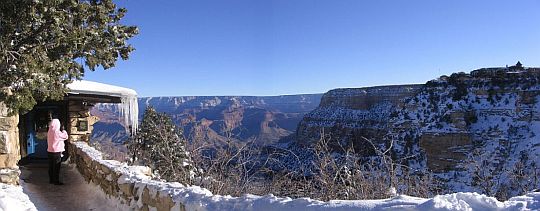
296, 85, 422, 153
91, 94, 323, 148
294, 65, 540, 198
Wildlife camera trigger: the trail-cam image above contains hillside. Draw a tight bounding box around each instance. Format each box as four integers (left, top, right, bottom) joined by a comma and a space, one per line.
90, 94, 323, 154
296, 84, 422, 154
293, 64, 540, 199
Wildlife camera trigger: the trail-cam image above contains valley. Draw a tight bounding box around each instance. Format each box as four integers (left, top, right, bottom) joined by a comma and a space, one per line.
90, 64, 540, 200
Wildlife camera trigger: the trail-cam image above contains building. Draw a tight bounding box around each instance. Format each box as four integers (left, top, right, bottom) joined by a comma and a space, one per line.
0, 81, 138, 184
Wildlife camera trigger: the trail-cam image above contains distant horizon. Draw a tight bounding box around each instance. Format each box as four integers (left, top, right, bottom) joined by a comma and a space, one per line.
134, 63, 532, 97
84, 0, 540, 97
137, 82, 425, 98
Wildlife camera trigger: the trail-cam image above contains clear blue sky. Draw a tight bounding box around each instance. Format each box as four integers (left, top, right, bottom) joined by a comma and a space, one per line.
85, 0, 540, 97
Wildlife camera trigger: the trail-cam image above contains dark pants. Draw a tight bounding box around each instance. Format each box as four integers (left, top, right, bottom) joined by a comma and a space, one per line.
48, 152, 62, 183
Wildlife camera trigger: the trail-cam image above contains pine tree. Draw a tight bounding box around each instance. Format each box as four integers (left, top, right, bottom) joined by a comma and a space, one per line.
129, 106, 198, 184
0, 0, 138, 114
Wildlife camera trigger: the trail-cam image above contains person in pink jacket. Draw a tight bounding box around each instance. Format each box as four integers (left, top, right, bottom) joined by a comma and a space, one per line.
47, 118, 69, 185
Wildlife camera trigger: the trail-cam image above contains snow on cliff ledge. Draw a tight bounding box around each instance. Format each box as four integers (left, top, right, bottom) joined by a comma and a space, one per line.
67, 80, 138, 134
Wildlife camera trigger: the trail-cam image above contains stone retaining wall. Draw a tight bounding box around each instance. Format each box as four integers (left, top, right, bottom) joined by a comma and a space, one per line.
68, 141, 186, 211
0, 102, 20, 185
70, 141, 430, 211
68, 100, 100, 143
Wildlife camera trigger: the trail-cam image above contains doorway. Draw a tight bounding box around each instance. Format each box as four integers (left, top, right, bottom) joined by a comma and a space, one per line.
20, 101, 68, 159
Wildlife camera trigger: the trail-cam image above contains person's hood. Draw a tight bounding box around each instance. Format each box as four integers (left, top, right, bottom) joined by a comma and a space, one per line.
49, 119, 61, 131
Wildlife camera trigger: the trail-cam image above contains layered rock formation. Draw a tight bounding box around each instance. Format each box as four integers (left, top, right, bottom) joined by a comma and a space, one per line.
294, 65, 540, 198
296, 85, 422, 153
91, 94, 323, 148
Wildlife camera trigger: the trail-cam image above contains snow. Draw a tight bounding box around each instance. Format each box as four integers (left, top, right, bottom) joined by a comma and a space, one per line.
65, 142, 540, 211
418, 192, 540, 211
68, 80, 139, 135
67, 80, 137, 98
136, 185, 540, 211
4, 174, 540, 211
0, 183, 37, 211
381, 71, 540, 197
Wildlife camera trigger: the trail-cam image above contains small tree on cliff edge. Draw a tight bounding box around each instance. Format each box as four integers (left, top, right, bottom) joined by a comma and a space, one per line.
129, 106, 198, 184
0, 0, 138, 114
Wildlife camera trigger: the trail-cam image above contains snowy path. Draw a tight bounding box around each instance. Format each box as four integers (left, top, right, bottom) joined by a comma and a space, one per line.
19, 161, 115, 211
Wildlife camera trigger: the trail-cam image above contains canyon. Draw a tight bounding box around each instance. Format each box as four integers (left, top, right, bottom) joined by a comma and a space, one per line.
90, 94, 323, 150
292, 64, 540, 198
91, 64, 540, 199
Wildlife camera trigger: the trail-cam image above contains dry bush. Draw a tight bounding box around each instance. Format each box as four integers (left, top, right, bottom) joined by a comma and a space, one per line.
188, 127, 279, 196
469, 150, 540, 200
276, 133, 439, 201
188, 129, 440, 200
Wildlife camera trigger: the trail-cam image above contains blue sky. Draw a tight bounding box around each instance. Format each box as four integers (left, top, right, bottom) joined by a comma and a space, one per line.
85, 0, 540, 97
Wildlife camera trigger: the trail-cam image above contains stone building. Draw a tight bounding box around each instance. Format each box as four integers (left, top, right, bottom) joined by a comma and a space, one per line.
0, 81, 138, 185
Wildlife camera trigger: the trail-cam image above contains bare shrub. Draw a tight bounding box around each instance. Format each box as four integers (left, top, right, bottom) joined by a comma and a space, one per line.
288, 133, 438, 200
188, 129, 439, 200
188, 127, 280, 196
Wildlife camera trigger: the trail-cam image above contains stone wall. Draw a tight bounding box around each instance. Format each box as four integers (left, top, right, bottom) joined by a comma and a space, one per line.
68, 141, 185, 211
0, 103, 20, 185
68, 101, 100, 143
71, 141, 446, 211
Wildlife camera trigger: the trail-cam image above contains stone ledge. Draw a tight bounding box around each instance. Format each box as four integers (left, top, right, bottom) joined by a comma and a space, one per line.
68, 141, 181, 211
0, 167, 20, 185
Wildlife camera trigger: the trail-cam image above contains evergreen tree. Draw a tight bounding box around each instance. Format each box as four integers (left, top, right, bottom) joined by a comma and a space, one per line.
129, 107, 198, 184
0, 0, 138, 114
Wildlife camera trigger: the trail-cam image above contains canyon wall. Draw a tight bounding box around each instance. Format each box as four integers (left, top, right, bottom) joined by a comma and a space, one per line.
90, 94, 323, 151
296, 85, 422, 153
294, 66, 540, 197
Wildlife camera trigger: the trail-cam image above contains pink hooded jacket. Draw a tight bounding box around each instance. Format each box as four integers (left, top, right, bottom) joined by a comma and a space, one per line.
47, 119, 69, 153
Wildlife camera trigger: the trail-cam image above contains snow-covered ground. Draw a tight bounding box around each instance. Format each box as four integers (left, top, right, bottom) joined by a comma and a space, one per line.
2, 139, 540, 211
68, 141, 540, 211
0, 183, 36, 211
159, 188, 540, 211
2, 179, 539, 211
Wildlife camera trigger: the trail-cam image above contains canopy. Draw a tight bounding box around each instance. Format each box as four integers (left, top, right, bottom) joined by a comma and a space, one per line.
67, 80, 138, 135
67, 80, 137, 98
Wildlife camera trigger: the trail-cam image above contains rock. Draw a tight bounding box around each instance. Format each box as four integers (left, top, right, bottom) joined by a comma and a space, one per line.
141, 186, 155, 206
119, 183, 134, 196
0, 168, 20, 185
0, 154, 19, 168
171, 203, 186, 211
0, 103, 8, 117
101, 165, 111, 174
141, 205, 149, 211
0, 116, 17, 131
296, 85, 422, 147
81, 153, 92, 164
0, 132, 8, 154
420, 133, 472, 172
156, 192, 175, 211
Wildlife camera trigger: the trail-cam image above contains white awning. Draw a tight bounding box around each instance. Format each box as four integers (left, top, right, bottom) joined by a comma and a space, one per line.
67, 80, 138, 135
67, 80, 137, 98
